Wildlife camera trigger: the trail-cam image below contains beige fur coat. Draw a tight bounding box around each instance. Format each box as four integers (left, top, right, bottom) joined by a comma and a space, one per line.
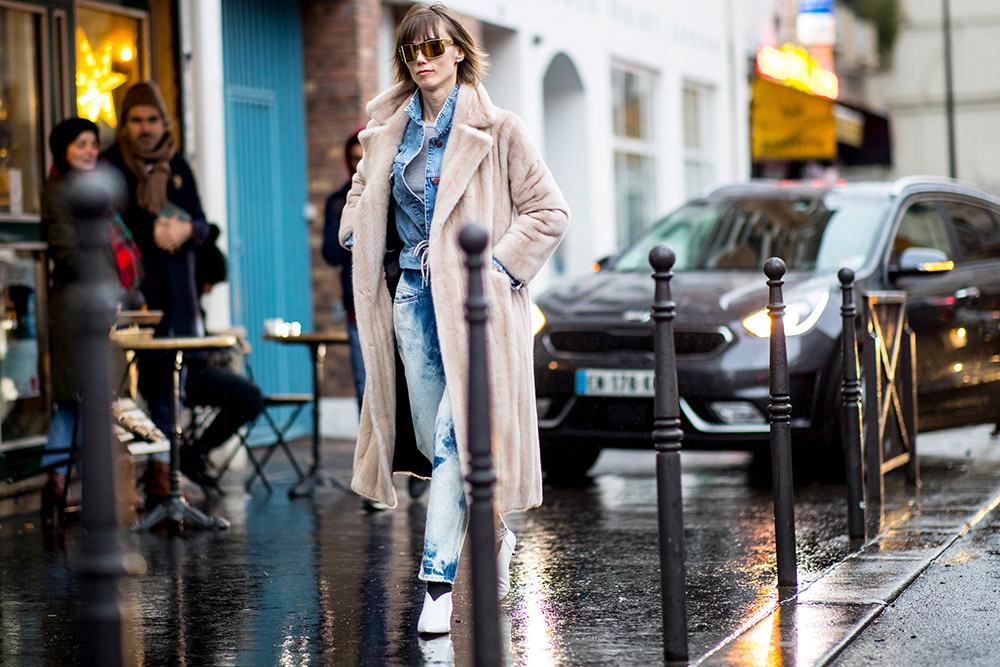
340, 82, 570, 512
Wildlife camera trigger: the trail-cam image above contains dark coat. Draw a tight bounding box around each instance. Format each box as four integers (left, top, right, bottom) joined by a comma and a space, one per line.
41, 169, 122, 401
322, 180, 355, 315
102, 143, 210, 338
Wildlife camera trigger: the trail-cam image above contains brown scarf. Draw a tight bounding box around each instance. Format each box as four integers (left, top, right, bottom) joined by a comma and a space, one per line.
119, 131, 176, 216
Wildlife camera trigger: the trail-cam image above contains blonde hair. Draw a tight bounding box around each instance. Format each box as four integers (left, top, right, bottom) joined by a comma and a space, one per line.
392, 3, 488, 87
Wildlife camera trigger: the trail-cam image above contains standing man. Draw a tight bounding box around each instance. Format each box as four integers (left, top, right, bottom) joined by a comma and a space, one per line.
103, 81, 264, 506
322, 129, 365, 412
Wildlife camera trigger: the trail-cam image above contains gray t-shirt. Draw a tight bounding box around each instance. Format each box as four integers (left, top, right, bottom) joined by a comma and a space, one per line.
403, 125, 436, 203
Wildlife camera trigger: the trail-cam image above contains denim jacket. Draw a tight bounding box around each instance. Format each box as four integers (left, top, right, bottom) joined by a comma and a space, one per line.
391, 85, 458, 272
387, 85, 521, 289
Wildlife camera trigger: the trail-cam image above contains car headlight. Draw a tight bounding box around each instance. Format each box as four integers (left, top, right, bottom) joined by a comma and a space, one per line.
531, 302, 546, 336
742, 290, 830, 338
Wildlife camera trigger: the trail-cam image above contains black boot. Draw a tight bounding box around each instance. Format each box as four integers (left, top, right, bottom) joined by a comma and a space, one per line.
179, 446, 220, 492
144, 460, 172, 511
40, 472, 67, 531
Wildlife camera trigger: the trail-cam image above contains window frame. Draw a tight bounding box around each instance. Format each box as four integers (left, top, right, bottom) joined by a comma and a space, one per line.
74, 1, 152, 137
611, 61, 657, 248
940, 197, 1000, 265
0, 1, 49, 223
682, 80, 715, 200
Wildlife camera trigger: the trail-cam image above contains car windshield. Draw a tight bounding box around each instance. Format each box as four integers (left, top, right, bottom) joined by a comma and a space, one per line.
612, 191, 891, 273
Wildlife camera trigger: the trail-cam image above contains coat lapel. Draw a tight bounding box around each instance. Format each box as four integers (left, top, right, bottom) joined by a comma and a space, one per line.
433, 126, 492, 232
361, 81, 417, 211
354, 91, 412, 273
432, 84, 495, 232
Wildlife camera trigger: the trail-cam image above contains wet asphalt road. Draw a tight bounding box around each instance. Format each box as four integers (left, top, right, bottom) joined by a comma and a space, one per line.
1, 428, 998, 666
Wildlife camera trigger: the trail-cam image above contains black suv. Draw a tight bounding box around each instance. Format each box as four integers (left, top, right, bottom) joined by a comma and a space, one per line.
533, 178, 1000, 479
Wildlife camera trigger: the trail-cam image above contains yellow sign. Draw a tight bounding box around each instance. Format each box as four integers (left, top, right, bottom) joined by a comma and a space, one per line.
756, 44, 838, 99
751, 78, 836, 161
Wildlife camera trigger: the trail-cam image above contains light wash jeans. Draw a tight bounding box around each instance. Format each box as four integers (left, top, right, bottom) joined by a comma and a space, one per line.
394, 269, 468, 584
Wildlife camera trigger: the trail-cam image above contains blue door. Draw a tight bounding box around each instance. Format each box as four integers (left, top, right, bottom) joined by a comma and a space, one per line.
222, 0, 312, 437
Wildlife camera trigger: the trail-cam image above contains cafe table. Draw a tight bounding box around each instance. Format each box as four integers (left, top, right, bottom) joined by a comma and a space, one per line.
262, 330, 351, 497
111, 331, 237, 531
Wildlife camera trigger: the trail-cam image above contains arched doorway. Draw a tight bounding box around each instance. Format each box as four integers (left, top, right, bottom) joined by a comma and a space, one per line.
543, 53, 589, 280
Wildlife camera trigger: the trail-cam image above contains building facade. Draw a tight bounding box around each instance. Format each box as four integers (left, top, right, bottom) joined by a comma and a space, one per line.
871, 0, 1000, 195
0, 0, 184, 448
300, 0, 753, 430
1, 0, 755, 444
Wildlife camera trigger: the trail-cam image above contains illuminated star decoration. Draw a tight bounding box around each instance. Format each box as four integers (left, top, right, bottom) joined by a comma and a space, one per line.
76, 28, 128, 127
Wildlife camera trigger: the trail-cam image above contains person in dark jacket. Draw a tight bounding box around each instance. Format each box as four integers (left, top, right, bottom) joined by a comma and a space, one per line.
39, 117, 137, 529
322, 130, 365, 410
102, 81, 263, 505
322, 130, 427, 509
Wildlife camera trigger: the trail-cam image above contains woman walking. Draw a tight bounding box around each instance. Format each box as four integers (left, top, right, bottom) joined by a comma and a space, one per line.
340, 3, 569, 634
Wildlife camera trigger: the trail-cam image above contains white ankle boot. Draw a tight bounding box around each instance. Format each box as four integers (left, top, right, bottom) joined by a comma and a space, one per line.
417, 591, 453, 634
497, 529, 516, 599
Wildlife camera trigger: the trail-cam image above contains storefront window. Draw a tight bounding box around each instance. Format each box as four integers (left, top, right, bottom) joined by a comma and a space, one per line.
75, 5, 144, 135
0, 6, 44, 218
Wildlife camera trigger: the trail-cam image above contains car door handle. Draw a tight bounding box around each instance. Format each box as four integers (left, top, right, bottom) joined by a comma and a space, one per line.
954, 287, 980, 299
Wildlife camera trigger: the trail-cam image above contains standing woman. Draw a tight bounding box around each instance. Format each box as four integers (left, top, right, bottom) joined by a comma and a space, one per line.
340, 3, 569, 634
39, 118, 140, 529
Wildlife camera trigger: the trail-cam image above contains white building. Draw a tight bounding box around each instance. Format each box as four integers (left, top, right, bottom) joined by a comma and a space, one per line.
374, 0, 753, 286
870, 0, 1000, 195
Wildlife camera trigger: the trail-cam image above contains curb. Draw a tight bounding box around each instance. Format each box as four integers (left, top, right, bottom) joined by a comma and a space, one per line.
696, 481, 1000, 666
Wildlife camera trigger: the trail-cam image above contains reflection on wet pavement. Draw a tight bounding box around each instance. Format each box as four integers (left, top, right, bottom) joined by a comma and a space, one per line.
2, 433, 999, 665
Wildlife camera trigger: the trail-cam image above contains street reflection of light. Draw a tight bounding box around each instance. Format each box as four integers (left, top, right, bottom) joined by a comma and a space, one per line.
514, 542, 557, 665
278, 633, 311, 666
520, 586, 556, 665
701, 593, 781, 665
959, 488, 1000, 536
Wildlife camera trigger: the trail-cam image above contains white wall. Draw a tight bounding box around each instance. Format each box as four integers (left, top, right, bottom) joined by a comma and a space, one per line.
179, 0, 232, 330
871, 0, 1000, 194
378, 0, 752, 290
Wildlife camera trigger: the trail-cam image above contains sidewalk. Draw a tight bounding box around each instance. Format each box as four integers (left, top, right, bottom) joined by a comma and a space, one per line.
2, 426, 998, 665
698, 425, 1000, 666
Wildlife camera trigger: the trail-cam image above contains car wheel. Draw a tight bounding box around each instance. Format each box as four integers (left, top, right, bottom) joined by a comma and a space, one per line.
540, 439, 602, 484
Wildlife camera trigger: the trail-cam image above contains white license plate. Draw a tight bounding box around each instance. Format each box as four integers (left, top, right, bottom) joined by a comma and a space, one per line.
575, 369, 655, 397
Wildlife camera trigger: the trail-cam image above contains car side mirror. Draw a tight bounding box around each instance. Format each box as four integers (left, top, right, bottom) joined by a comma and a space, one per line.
890, 247, 954, 277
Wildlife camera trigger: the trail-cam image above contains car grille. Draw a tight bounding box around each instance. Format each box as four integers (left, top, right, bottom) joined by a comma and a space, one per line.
546, 328, 731, 357
565, 397, 654, 431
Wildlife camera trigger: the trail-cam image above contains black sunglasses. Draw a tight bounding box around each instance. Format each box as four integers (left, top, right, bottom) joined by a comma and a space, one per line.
399, 39, 454, 63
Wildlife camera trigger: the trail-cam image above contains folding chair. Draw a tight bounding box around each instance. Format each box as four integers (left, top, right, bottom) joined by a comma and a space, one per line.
213, 332, 311, 493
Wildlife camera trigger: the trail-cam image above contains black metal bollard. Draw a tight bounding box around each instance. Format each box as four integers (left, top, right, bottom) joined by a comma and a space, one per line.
838, 268, 866, 539
458, 224, 502, 667
764, 257, 797, 589
649, 246, 689, 663
68, 171, 131, 666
